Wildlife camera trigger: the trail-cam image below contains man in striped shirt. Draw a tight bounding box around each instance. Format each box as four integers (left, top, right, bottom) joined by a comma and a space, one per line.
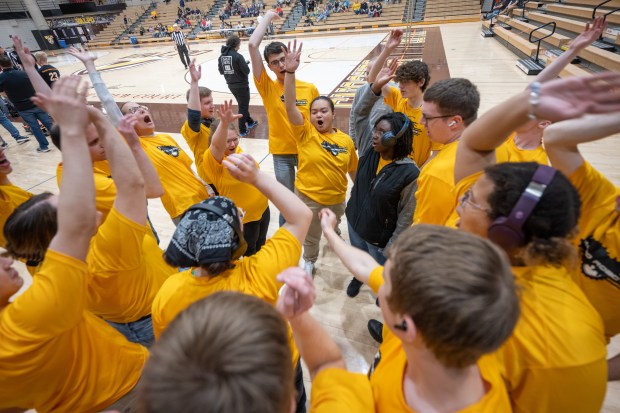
171, 24, 190, 69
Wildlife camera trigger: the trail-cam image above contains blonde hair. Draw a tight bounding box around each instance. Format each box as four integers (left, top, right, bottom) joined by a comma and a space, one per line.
33, 51, 48, 64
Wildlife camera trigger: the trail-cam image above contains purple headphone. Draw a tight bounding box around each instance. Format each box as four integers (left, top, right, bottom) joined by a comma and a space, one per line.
487, 164, 556, 250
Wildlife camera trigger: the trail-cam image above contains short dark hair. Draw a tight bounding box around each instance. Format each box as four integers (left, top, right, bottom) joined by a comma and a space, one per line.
484, 162, 580, 266
140, 292, 294, 413
394, 61, 430, 92
263, 41, 286, 62
0, 56, 12, 69
226, 34, 240, 48
374, 112, 413, 161
310, 96, 334, 112
423, 78, 480, 126
50, 124, 61, 150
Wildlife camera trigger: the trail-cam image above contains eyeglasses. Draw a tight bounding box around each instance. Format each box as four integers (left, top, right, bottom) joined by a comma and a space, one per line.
268, 56, 286, 66
460, 189, 491, 213
127, 105, 149, 114
421, 113, 456, 123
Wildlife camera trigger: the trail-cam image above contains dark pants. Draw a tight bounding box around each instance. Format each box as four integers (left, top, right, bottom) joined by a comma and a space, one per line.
177, 44, 190, 67
295, 360, 307, 413
229, 85, 254, 134
243, 207, 270, 256
18, 107, 52, 150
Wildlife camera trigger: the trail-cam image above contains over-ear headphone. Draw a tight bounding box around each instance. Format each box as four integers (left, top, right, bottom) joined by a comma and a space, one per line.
381, 115, 411, 148
448, 120, 456, 127
185, 202, 248, 260
487, 164, 556, 251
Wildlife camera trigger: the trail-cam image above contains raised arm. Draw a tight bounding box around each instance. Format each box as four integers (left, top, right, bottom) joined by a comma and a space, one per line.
187, 58, 203, 133
544, 112, 620, 176
455, 72, 620, 184
12, 36, 51, 97
534, 17, 605, 84
67, 47, 123, 126
31, 76, 95, 261
319, 208, 378, 285
248, 10, 280, 78
211, 100, 242, 162
283, 40, 304, 126
367, 29, 402, 96
117, 114, 164, 200
223, 153, 312, 243
276, 267, 345, 379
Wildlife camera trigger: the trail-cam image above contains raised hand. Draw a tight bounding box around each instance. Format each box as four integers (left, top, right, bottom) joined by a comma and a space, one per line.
265, 9, 281, 20
223, 153, 259, 184
385, 29, 403, 51
283, 39, 302, 73
276, 266, 316, 319
11, 36, 35, 68
32, 76, 88, 132
374, 58, 398, 89
569, 16, 605, 52
217, 99, 243, 125
189, 58, 201, 83
117, 113, 141, 147
67, 46, 97, 64
319, 208, 338, 232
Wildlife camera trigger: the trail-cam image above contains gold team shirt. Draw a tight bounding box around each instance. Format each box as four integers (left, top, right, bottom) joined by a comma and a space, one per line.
181, 119, 212, 184
254, 69, 319, 155
140, 133, 209, 219
293, 118, 358, 205
201, 146, 268, 223
57, 160, 116, 222
496, 265, 607, 413
0, 250, 148, 412
367, 266, 512, 413
87, 208, 175, 323
384, 86, 433, 167
569, 161, 620, 337
0, 182, 32, 246
376, 157, 393, 175
151, 227, 302, 363
309, 368, 375, 413
503, 136, 549, 165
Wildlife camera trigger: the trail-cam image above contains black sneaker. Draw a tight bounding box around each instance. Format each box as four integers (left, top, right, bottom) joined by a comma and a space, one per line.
15, 136, 30, 144
367, 319, 383, 344
36, 147, 51, 153
346, 277, 363, 297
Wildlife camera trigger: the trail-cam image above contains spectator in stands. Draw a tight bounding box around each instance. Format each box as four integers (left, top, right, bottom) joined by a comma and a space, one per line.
140, 26, 145, 35
375, 1, 382, 16
316, 6, 328, 22
485, 0, 509, 20
151, 9, 158, 19
206, 17, 213, 29
360, 0, 368, 13
123, 14, 128, 25
276, 4, 284, 16
353, 1, 360, 13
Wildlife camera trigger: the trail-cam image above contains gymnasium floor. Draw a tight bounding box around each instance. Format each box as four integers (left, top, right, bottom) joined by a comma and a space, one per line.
7, 21, 620, 411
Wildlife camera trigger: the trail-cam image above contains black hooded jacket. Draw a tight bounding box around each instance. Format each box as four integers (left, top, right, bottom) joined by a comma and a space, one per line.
218, 45, 250, 87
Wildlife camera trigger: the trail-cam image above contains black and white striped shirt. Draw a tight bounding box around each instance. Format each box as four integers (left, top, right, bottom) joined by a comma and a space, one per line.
170, 31, 186, 46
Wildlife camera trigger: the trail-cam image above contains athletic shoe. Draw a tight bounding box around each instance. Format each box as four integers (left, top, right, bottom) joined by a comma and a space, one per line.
0, 142, 8, 149
239, 129, 250, 137
303, 261, 316, 278
346, 277, 363, 297
247, 120, 259, 130
15, 136, 30, 144
367, 319, 383, 344
36, 147, 51, 153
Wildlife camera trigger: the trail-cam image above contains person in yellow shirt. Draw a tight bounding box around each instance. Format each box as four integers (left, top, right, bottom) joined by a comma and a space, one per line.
182, 58, 216, 186
249, 10, 319, 225
452, 74, 620, 412
0, 147, 32, 247
283, 40, 358, 276
367, 29, 433, 168
151, 152, 312, 412
0, 75, 147, 413
321, 215, 519, 413
121, 101, 210, 224
201, 100, 270, 256
543, 112, 620, 380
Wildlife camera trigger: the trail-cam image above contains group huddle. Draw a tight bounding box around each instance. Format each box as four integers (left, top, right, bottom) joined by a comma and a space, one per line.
0, 12, 620, 413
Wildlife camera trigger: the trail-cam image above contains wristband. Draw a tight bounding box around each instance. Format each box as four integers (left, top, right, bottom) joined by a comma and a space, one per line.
528, 81, 541, 120
285, 70, 295, 74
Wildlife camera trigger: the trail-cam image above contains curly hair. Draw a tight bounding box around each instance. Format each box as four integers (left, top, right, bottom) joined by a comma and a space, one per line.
374, 112, 413, 161
394, 61, 430, 92
226, 33, 241, 49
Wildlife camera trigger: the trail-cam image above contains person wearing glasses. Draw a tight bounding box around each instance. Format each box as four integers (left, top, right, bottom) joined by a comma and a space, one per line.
249, 10, 319, 226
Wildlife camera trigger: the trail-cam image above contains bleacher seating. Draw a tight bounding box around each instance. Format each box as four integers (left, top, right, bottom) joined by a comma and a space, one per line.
88, 4, 152, 47
422, 0, 480, 22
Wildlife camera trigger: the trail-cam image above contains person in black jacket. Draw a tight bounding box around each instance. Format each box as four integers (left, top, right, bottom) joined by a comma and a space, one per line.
218, 34, 257, 136
344, 108, 419, 297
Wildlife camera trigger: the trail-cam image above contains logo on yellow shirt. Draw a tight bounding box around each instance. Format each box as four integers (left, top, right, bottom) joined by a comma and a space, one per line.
321, 141, 347, 157
581, 236, 620, 288
158, 145, 180, 158
278, 94, 309, 106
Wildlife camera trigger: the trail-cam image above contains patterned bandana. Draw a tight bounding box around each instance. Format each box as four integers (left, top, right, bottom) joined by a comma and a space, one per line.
165, 196, 242, 267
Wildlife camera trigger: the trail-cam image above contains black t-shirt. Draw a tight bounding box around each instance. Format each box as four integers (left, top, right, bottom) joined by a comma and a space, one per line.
38, 64, 60, 88
0, 68, 37, 111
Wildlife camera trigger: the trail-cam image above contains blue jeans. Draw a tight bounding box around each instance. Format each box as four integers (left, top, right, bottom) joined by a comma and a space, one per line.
348, 221, 386, 265
0, 110, 22, 141
18, 107, 52, 150
107, 315, 155, 347
273, 154, 298, 226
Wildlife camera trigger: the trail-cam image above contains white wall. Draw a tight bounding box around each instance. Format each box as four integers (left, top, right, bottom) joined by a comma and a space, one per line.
0, 19, 39, 50
125, 0, 152, 7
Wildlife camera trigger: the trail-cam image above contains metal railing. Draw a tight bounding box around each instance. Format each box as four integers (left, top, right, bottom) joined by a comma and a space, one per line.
592, 0, 620, 41
520, 0, 529, 19
528, 20, 556, 63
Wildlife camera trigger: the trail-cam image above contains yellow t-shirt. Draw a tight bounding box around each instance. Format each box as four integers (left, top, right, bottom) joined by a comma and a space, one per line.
0, 182, 32, 247
376, 156, 393, 175
254, 69, 319, 155
413, 140, 459, 225
496, 265, 607, 413
569, 161, 620, 337
384, 86, 432, 167
293, 119, 358, 205
309, 368, 374, 413
445, 171, 483, 229
140, 133, 209, 219
87, 208, 175, 323
367, 266, 512, 413
503, 136, 549, 165
57, 160, 116, 222
181, 119, 212, 184
201, 146, 268, 223
152, 227, 302, 364
0, 250, 148, 412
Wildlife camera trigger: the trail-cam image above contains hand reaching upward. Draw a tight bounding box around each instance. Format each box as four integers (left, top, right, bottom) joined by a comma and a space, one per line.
217, 99, 243, 125
283, 39, 303, 73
